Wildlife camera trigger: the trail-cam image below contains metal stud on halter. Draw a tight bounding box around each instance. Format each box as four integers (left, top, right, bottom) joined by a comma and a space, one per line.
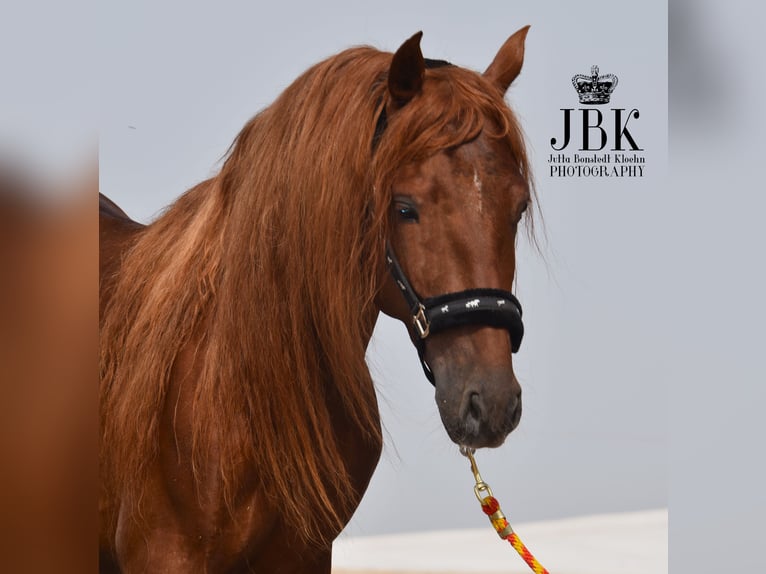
459, 447, 551, 574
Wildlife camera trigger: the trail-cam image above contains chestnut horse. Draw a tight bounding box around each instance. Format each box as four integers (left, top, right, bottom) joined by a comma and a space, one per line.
100, 28, 533, 573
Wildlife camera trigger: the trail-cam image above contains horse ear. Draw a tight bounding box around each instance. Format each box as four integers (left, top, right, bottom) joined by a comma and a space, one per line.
388, 31, 425, 108
484, 25, 530, 94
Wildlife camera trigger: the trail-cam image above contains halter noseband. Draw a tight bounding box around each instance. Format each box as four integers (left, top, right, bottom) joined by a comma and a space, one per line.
385, 244, 524, 384
378, 57, 524, 385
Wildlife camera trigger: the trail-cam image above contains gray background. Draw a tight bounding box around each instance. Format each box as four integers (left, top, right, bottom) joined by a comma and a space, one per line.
3, 0, 765, 571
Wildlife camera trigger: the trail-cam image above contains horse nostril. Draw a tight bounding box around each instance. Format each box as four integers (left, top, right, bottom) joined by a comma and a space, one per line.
467, 392, 485, 423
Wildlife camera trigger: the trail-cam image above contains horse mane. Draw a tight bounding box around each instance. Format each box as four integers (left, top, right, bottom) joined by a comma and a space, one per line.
100, 44, 532, 545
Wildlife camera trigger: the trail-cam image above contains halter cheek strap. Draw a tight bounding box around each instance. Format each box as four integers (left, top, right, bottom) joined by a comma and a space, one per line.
385, 244, 524, 385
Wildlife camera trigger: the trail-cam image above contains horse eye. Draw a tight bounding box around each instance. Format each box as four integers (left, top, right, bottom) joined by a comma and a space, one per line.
395, 203, 419, 222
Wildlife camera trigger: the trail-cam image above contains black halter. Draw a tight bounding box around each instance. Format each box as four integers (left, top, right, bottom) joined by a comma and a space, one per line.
385, 245, 524, 384
377, 57, 525, 384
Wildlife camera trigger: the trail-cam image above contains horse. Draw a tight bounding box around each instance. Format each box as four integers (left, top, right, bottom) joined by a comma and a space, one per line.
99, 27, 534, 573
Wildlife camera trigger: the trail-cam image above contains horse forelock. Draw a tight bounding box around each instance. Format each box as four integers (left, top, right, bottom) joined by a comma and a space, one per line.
100, 44, 534, 547
373, 63, 534, 207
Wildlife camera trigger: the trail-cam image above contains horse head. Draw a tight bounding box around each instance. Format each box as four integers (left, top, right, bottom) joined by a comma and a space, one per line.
375, 28, 532, 449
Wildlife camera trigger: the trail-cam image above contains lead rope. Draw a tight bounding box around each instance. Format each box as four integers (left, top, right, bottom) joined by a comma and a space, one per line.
459, 446, 550, 574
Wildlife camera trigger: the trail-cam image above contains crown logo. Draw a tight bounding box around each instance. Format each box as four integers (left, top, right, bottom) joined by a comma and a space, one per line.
572, 65, 618, 105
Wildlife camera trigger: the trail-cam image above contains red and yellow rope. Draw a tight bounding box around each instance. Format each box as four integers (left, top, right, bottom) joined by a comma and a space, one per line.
461, 447, 550, 574
479, 495, 549, 574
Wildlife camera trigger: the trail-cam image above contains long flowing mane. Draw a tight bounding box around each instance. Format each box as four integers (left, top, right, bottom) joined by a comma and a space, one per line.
100, 45, 531, 544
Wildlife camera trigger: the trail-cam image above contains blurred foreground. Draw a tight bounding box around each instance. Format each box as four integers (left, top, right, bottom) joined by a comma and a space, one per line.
0, 166, 97, 573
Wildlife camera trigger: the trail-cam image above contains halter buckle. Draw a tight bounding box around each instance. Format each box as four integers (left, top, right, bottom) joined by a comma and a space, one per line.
413, 304, 430, 339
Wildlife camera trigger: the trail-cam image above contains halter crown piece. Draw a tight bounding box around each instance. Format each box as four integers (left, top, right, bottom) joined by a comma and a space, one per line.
385, 244, 524, 384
